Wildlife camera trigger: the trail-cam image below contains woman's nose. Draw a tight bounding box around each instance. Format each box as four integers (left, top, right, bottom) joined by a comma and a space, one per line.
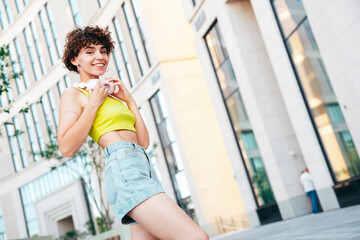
95, 51, 103, 59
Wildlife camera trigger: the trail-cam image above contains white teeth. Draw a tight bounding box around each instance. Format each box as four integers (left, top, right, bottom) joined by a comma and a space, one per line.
93, 64, 104, 66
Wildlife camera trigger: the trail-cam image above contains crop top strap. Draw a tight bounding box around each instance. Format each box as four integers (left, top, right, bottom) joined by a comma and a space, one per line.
73, 87, 89, 97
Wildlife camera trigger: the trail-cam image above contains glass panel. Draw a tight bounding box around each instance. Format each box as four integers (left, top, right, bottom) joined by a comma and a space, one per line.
216, 59, 238, 98
226, 91, 249, 128
39, 10, 57, 65
113, 18, 135, 87
14, 0, 22, 13
30, 22, 47, 74
130, 0, 151, 67
30, 104, 45, 151
123, 2, 145, 76
40, 96, 54, 134
205, 22, 275, 206
68, 0, 82, 26
5, 121, 22, 171
24, 111, 40, 161
23, 27, 41, 80
0, 8, 7, 30
273, 0, 306, 38
150, 91, 196, 220
13, 117, 28, 167
64, 75, 71, 87
47, 90, 59, 128
158, 121, 171, 147
14, 38, 31, 89
174, 171, 190, 199
8, 44, 25, 94
250, 157, 275, 205
3, 0, 12, 23
45, 3, 61, 56
205, 24, 228, 69
241, 131, 258, 149
286, 19, 360, 181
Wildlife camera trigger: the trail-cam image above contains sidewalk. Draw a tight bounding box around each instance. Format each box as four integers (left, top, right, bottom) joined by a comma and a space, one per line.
211, 205, 360, 240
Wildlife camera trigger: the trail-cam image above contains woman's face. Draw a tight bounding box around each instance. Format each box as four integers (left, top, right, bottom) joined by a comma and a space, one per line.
71, 44, 109, 81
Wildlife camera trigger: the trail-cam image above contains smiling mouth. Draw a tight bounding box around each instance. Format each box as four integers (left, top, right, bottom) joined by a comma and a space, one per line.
93, 63, 105, 67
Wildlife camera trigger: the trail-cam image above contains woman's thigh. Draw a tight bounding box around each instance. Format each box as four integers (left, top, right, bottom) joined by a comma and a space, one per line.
128, 193, 208, 240
130, 224, 159, 240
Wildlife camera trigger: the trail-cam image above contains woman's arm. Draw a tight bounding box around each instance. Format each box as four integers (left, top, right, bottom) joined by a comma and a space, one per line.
126, 97, 150, 149
107, 76, 150, 149
57, 84, 108, 157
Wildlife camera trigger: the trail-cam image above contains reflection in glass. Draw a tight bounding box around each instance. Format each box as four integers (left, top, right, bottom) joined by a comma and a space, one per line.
150, 91, 197, 221
205, 22, 275, 206
273, 0, 360, 182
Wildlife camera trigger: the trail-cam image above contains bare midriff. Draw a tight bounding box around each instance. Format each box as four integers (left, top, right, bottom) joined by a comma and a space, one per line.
98, 129, 138, 149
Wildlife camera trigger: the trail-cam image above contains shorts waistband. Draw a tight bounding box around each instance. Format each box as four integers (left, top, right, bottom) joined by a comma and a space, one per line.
104, 141, 145, 158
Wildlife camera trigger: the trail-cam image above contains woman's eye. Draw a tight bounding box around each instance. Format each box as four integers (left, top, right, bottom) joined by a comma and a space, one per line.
86, 52, 93, 54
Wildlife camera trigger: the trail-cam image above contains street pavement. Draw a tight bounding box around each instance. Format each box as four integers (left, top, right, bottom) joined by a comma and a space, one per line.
211, 204, 360, 240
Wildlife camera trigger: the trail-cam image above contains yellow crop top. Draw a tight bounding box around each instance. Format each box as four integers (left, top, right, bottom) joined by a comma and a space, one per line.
75, 87, 136, 143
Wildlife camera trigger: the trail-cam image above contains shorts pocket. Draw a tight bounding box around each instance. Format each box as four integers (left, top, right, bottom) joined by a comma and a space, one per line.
105, 165, 118, 205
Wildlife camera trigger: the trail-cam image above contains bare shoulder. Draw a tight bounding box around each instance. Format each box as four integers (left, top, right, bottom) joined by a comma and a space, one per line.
60, 87, 86, 108
61, 87, 82, 98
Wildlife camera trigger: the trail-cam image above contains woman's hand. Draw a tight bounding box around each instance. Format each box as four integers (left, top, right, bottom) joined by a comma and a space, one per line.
105, 76, 133, 103
88, 80, 108, 108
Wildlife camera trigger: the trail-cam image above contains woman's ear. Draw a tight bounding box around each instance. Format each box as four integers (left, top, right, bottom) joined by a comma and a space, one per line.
71, 57, 79, 67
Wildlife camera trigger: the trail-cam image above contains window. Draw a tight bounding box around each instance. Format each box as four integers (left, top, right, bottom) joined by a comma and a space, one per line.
130, 0, 151, 67
5, 120, 22, 172
23, 28, 41, 80
2, 0, 12, 23
40, 95, 55, 137
14, 0, 23, 13
64, 75, 71, 87
45, 3, 61, 57
20, 158, 88, 237
123, 2, 146, 76
0, 9, 5, 30
13, 116, 28, 168
39, 10, 57, 65
23, 111, 40, 162
8, 44, 25, 94
30, 104, 45, 152
205, 21, 275, 206
272, 0, 360, 182
47, 90, 59, 129
112, 17, 135, 87
30, 22, 47, 74
68, 0, 82, 26
14, 38, 31, 89
150, 91, 197, 221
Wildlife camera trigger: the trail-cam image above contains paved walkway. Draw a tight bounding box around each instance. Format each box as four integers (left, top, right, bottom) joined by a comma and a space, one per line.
211, 205, 360, 240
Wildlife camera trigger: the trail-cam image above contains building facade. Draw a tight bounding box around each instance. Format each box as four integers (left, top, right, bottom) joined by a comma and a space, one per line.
0, 0, 359, 239
181, 0, 360, 227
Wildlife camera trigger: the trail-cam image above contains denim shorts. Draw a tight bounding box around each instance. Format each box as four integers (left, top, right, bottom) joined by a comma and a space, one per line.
104, 141, 164, 225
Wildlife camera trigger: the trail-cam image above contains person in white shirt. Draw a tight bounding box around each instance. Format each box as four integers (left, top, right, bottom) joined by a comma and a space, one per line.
300, 168, 320, 213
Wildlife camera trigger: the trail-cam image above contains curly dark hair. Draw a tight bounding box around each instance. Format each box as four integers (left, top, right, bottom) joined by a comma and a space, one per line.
62, 26, 115, 73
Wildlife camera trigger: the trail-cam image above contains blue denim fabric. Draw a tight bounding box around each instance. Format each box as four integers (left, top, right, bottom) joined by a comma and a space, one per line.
307, 190, 320, 213
104, 141, 164, 225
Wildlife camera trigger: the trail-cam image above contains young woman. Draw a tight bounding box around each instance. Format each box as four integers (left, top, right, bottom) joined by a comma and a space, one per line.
58, 26, 209, 240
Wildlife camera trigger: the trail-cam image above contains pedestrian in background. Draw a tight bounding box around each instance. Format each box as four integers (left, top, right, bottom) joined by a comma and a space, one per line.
300, 168, 320, 213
